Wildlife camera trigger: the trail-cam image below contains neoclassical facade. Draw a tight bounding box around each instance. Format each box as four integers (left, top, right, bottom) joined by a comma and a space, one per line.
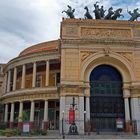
1, 40, 60, 130
1, 19, 140, 134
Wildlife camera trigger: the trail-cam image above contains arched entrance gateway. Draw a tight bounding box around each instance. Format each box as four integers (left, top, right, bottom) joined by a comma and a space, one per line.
90, 64, 125, 131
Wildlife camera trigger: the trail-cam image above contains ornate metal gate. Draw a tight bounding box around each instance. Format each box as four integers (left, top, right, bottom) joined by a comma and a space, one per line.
90, 65, 125, 131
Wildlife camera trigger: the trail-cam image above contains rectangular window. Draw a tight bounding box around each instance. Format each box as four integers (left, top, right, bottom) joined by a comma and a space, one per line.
10, 81, 13, 91
56, 72, 60, 86
36, 74, 41, 87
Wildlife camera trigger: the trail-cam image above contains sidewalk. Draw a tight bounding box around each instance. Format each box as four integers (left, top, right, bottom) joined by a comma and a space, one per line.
0, 132, 140, 139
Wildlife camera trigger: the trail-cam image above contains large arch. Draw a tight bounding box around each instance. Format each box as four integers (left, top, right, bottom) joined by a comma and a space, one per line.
90, 64, 124, 131
81, 52, 135, 83
81, 52, 134, 132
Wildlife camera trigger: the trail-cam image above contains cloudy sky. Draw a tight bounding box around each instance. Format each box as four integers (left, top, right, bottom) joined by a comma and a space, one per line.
0, 0, 140, 63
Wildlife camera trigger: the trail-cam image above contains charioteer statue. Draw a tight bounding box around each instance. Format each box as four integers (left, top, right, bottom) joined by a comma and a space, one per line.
62, 2, 140, 21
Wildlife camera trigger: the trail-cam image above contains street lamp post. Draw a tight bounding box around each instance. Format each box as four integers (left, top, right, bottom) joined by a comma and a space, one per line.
84, 111, 86, 134
68, 97, 78, 135
62, 110, 65, 139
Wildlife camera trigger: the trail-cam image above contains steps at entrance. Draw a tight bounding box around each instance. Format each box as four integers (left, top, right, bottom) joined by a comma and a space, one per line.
47, 130, 60, 135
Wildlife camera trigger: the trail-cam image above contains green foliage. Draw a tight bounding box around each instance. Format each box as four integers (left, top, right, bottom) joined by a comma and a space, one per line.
30, 128, 47, 136
0, 129, 17, 136
41, 130, 47, 135
0, 128, 47, 136
0, 122, 6, 130
0, 130, 3, 135
22, 111, 28, 122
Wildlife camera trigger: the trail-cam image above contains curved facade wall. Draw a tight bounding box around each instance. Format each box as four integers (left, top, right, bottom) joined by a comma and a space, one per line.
1, 40, 61, 130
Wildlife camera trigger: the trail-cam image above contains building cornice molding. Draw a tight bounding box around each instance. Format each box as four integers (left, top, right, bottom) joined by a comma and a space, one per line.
1, 86, 58, 99
4, 51, 60, 72
61, 19, 140, 27
61, 39, 139, 47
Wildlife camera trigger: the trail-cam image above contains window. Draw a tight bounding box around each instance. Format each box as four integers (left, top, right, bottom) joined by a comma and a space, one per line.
36, 74, 41, 87
56, 72, 60, 86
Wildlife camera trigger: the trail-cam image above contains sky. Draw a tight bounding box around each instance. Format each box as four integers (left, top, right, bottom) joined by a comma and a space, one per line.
0, 0, 140, 63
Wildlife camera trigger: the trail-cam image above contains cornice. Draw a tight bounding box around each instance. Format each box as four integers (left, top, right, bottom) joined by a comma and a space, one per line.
61, 19, 140, 27
19, 39, 60, 56
4, 51, 60, 72
61, 39, 139, 47
1, 87, 58, 99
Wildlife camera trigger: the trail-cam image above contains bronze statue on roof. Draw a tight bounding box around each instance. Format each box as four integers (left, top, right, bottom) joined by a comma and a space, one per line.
111, 8, 124, 20
127, 8, 140, 21
62, 2, 139, 21
84, 6, 93, 19
93, 2, 101, 19
100, 6, 106, 19
62, 5, 75, 18
104, 7, 114, 19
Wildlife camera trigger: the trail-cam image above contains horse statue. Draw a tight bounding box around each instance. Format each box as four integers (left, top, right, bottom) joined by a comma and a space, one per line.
84, 6, 93, 19
62, 5, 75, 18
111, 8, 123, 20
105, 7, 114, 20
93, 2, 101, 19
127, 8, 140, 21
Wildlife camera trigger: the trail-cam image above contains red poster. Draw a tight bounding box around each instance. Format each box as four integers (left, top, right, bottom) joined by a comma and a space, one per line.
69, 109, 75, 124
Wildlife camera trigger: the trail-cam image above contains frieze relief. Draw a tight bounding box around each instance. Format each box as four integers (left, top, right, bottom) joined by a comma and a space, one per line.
80, 51, 95, 62
119, 52, 133, 63
81, 27, 132, 39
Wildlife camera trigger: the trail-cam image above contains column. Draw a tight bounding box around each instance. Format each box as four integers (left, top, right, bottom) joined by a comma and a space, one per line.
124, 98, 130, 121
10, 102, 14, 128
21, 64, 26, 89
123, 86, 131, 132
45, 60, 49, 86
13, 67, 17, 91
79, 96, 85, 134
30, 100, 35, 130
86, 96, 90, 121
7, 70, 11, 92
4, 104, 8, 123
32, 62, 36, 88
4, 73, 8, 93
131, 98, 140, 120
60, 96, 65, 134
43, 100, 48, 130
18, 101, 23, 130
123, 88, 130, 122
131, 97, 140, 133
84, 87, 90, 121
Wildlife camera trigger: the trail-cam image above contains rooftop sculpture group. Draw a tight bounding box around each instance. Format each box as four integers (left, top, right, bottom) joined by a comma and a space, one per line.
62, 2, 140, 21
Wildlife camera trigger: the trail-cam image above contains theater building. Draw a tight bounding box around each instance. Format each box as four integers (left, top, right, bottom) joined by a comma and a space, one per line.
0, 19, 140, 134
